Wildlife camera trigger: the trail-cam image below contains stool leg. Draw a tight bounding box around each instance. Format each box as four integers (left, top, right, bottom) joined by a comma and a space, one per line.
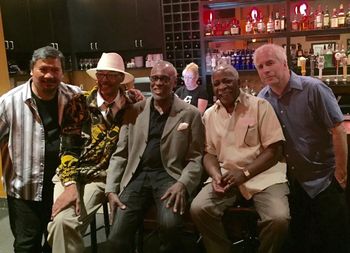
103, 202, 110, 237
90, 215, 98, 253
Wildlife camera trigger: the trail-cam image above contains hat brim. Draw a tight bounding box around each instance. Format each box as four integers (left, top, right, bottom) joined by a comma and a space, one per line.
86, 67, 134, 84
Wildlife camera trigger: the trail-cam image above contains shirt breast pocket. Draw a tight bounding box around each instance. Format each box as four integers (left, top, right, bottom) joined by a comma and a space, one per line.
243, 124, 259, 147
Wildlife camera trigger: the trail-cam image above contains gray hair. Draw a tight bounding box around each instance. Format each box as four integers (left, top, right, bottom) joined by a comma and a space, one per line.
30, 46, 65, 70
253, 44, 287, 66
211, 63, 239, 82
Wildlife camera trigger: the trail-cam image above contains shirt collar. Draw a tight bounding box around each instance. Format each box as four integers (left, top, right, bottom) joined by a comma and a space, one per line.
97, 90, 121, 109
265, 71, 303, 98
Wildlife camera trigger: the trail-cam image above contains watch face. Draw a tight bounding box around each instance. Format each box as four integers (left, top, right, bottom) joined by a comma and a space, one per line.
243, 169, 250, 177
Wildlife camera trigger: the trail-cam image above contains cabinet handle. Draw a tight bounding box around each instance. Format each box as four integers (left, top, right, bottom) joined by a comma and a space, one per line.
90, 42, 94, 50
95, 42, 98, 50
55, 43, 59, 50
139, 40, 143, 48
5, 40, 9, 50
134, 39, 138, 48
50, 42, 55, 48
9, 41, 14, 50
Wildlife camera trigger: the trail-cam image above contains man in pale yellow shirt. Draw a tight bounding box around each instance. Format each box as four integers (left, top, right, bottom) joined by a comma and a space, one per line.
190, 64, 290, 253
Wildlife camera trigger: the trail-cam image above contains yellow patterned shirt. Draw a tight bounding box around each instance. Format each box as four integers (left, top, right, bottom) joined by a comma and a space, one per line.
57, 86, 127, 184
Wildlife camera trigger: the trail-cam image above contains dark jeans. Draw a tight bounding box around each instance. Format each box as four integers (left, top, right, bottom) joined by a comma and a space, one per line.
7, 175, 53, 253
107, 170, 187, 253
286, 177, 350, 253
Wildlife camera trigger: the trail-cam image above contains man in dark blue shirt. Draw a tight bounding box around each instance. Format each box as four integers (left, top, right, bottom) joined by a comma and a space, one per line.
255, 43, 349, 253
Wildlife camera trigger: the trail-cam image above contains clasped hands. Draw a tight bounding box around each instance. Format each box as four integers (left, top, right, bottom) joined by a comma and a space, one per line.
212, 168, 246, 194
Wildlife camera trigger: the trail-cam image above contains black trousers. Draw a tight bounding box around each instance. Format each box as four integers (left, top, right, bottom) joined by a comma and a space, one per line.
7, 179, 53, 253
286, 177, 350, 253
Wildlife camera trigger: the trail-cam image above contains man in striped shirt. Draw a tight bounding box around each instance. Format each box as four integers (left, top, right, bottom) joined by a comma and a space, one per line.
0, 46, 81, 252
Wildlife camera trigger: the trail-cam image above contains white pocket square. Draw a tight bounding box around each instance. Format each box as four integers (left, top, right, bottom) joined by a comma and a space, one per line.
177, 122, 189, 131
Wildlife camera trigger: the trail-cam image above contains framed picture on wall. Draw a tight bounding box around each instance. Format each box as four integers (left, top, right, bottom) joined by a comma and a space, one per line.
311, 42, 336, 55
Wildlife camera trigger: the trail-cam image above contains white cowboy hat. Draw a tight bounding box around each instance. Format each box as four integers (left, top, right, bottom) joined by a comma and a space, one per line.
86, 52, 134, 84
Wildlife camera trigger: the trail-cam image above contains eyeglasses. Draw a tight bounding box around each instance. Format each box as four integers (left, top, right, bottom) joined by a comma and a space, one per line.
149, 75, 171, 83
212, 78, 236, 87
96, 72, 122, 80
182, 75, 196, 80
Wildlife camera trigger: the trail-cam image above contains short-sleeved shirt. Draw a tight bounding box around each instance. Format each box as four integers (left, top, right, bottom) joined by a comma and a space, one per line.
175, 85, 208, 107
203, 90, 287, 199
258, 71, 344, 198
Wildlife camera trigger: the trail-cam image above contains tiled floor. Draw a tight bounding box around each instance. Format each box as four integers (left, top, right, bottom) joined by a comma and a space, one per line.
0, 206, 109, 253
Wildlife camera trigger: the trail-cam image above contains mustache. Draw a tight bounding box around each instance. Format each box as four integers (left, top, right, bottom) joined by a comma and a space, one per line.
40, 77, 58, 83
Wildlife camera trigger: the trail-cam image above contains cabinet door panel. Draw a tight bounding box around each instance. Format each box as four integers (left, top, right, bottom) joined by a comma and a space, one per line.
0, 0, 33, 52
137, 0, 162, 50
29, 0, 53, 50
49, 0, 71, 53
68, 0, 100, 52
101, 0, 137, 51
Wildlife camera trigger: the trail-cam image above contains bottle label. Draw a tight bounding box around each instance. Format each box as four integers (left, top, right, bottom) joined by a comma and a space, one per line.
245, 23, 252, 33
323, 17, 330, 26
338, 17, 345, 25
331, 18, 338, 28
274, 20, 281, 31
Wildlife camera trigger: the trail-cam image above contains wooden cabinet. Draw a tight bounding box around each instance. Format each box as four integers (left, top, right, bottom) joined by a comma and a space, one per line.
29, 0, 71, 53
0, 0, 32, 53
68, 0, 163, 53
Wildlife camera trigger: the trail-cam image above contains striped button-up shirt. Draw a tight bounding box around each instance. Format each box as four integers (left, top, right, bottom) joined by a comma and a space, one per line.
0, 79, 80, 201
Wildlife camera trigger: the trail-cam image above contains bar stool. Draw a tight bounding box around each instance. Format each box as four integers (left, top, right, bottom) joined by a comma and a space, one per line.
86, 201, 110, 253
223, 200, 260, 253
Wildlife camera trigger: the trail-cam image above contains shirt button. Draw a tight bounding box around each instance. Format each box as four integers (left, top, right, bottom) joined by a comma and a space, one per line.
282, 125, 286, 128
280, 110, 284, 114
286, 154, 289, 158
291, 166, 295, 170
40, 163, 44, 167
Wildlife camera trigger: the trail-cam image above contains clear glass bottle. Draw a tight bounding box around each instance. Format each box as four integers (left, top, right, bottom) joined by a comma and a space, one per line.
267, 13, 275, 33
323, 6, 330, 29
257, 13, 266, 33
274, 12, 281, 32
245, 16, 253, 34
338, 4, 345, 27
308, 7, 315, 30
280, 11, 287, 31
315, 5, 323, 29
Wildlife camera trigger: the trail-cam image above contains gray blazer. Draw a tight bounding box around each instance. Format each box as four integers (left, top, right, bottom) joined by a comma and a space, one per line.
105, 95, 204, 196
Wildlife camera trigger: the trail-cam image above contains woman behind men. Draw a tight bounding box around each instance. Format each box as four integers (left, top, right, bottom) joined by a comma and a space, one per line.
175, 62, 208, 113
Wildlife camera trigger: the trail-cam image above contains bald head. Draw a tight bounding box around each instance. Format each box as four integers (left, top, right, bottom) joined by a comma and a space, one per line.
151, 60, 177, 79
211, 63, 240, 83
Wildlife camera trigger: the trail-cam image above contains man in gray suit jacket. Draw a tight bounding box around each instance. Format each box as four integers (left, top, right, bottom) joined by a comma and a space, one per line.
105, 60, 205, 252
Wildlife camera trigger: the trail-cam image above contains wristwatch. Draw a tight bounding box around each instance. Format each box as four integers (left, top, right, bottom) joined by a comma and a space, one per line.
242, 168, 251, 178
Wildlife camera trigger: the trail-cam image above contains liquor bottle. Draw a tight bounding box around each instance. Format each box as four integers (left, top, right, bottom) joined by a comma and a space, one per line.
324, 44, 333, 68
338, 4, 345, 27
205, 20, 213, 36
223, 21, 231, 35
330, 8, 338, 28
257, 13, 266, 33
291, 15, 299, 31
309, 48, 316, 77
274, 12, 281, 32
267, 13, 275, 33
301, 13, 309, 31
252, 17, 258, 34
315, 5, 323, 29
296, 43, 304, 67
308, 7, 315, 30
280, 11, 287, 31
323, 6, 330, 29
346, 4, 350, 26
230, 19, 240, 35
245, 16, 253, 34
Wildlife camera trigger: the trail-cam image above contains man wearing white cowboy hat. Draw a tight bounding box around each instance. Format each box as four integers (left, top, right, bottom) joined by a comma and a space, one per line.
47, 52, 143, 253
